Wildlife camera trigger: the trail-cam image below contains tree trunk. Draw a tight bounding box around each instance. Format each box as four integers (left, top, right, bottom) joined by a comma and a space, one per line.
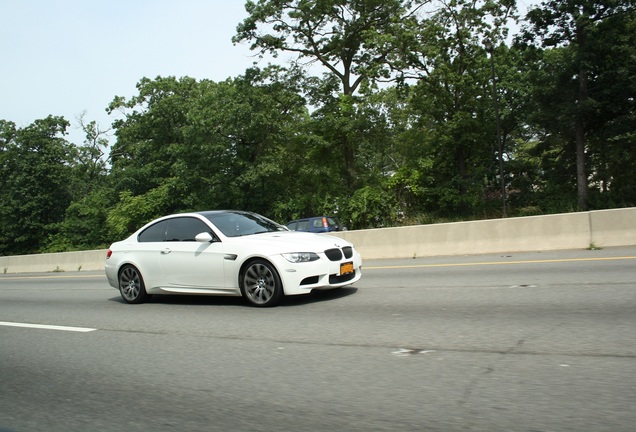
575, 22, 588, 211
575, 118, 587, 211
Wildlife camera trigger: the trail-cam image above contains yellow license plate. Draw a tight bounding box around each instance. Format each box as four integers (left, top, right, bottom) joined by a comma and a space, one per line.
340, 262, 354, 275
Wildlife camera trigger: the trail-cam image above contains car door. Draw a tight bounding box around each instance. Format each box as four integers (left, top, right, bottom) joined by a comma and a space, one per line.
134, 219, 169, 288
158, 217, 225, 288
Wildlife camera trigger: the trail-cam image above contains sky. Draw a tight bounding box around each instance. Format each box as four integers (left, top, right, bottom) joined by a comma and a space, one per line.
0, 0, 267, 145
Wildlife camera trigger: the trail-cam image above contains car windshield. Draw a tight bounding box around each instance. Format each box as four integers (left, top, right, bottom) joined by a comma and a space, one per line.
202, 212, 288, 238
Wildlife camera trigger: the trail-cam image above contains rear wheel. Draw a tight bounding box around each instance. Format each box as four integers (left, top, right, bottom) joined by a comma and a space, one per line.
119, 265, 150, 304
240, 260, 283, 307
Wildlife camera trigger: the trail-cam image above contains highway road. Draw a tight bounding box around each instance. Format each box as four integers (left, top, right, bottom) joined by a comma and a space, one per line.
1, 247, 635, 431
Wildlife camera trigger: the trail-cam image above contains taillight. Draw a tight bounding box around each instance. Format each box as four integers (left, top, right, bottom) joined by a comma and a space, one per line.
106, 250, 113, 259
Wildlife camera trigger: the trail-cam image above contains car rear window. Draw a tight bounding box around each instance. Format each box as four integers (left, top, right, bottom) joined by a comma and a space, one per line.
138, 220, 168, 242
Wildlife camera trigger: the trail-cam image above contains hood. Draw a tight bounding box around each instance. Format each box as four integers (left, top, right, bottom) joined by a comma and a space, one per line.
230, 231, 352, 253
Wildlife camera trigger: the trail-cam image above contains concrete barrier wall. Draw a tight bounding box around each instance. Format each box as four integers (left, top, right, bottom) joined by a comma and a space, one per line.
589, 208, 636, 247
0, 249, 108, 274
1, 208, 634, 273
331, 212, 596, 259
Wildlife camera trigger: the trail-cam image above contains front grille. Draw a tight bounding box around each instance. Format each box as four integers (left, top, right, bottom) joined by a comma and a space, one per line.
342, 246, 353, 258
324, 248, 343, 261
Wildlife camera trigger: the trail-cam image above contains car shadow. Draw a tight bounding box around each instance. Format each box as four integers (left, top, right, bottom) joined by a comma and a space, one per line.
282, 287, 358, 307
107, 286, 358, 308
107, 295, 246, 307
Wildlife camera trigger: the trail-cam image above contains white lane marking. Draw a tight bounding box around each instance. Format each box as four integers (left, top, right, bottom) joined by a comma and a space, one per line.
392, 348, 436, 357
0, 321, 97, 332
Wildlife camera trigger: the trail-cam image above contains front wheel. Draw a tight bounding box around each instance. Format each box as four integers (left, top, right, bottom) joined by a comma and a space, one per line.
119, 265, 150, 304
240, 260, 283, 307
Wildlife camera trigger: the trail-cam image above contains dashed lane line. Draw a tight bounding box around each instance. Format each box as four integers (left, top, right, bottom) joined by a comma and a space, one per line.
0, 321, 97, 332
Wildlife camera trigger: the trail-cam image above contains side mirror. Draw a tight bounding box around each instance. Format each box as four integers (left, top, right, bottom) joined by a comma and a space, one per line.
195, 232, 214, 243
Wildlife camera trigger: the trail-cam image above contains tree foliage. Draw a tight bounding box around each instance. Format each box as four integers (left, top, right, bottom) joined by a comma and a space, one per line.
234, 0, 426, 189
234, 0, 421, 94
521, 0, 636, 210
0, 117, 75, 254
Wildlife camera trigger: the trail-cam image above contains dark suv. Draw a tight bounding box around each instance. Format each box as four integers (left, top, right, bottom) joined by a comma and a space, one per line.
286, 216, 346, 233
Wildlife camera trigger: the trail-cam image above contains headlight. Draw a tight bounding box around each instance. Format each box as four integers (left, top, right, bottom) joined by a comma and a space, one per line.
282, 252, 320, 263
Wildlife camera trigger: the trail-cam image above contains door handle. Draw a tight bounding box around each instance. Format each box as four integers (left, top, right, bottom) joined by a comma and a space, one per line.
161, 248, 172, 255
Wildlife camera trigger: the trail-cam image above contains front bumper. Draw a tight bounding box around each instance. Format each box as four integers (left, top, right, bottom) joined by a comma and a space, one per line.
272, 252, 363, 296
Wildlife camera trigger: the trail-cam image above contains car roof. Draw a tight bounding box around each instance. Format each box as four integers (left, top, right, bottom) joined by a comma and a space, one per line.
195, 210, 252, 217
289, 216, 336, 221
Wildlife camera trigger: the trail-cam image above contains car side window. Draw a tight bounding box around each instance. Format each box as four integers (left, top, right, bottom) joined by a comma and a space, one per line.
297, 220, 310, 231
287, 222, 297, 231
138, 220, 168, 242
166, 217, 211, 242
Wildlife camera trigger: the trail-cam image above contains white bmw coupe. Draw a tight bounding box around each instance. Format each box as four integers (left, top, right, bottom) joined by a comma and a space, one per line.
105, 210, 362, 307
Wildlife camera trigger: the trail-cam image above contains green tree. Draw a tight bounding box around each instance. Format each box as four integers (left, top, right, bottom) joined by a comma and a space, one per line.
183, 66, 310, 217
487, 43, 549, 215
105, 68, 311, 236
107, 76, 200, 202
584, 6, 636, 207
46, 188, 115, 252
234, 0, 423, 189
105, 76, 217, 233
73, 113, 110, 196
397, 0, 517, 217
0, 116, 74, 255
522, 0, 636, 210
45, 117, 114, 252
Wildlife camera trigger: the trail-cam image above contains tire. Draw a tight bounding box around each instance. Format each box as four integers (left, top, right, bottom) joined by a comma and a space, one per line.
240, 259, 283, 307
118, 265, 150, 304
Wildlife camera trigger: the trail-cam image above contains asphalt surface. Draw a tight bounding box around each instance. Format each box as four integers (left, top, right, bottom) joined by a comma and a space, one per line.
1, 246, 635, 431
